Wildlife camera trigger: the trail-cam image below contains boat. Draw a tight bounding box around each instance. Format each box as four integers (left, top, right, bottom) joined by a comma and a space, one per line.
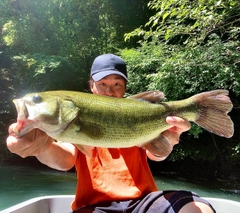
1, 195, 240, 213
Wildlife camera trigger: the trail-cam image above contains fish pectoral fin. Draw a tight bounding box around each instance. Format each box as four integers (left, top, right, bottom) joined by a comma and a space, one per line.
127, 90, 165, 103
76, 120, 105, 139
60, 100, 79, 124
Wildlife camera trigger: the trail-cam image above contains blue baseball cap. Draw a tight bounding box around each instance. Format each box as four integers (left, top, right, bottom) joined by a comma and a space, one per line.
90, 54, 128, 81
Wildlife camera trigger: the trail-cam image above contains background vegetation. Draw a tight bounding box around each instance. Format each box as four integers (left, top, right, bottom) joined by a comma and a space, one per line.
1, 0, 239, 183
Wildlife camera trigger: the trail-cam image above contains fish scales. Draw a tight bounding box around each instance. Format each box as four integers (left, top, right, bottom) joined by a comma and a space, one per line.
63, 93, 170, 147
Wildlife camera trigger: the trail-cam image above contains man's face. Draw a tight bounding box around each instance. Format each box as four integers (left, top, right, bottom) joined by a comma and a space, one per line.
90, 74, 126, 98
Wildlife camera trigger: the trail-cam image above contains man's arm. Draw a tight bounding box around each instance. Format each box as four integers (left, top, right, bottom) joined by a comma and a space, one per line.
6, 123, 77, 171
36, 142, 77, 171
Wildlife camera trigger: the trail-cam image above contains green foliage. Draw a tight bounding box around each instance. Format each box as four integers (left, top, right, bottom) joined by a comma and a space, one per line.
122, 36, 240, 99
148, 36, 240, 98
121, 47, 162, 96
10, 53, 81, 94
0, 0, 150, 58
125, 0, 240, 46
0, 0, 151, 93
1, 0, 106, 56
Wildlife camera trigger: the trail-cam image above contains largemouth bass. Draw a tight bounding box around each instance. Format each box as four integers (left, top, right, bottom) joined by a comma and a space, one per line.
12, 90, 234, 156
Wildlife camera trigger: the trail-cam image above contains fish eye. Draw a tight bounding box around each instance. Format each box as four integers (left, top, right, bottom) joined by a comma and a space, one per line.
32, 94, 42, 103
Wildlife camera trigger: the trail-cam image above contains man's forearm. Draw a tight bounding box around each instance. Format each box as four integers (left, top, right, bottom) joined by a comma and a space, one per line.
36, 142, 77, 171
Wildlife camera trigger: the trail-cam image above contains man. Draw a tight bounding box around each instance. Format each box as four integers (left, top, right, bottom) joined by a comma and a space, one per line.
6, 54, 215, 212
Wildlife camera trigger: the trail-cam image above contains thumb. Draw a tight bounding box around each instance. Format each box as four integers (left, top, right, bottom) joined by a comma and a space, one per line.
8, 123, 18, 136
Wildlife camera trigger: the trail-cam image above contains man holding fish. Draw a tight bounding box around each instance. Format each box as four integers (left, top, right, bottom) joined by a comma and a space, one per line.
7, 54, 216, 212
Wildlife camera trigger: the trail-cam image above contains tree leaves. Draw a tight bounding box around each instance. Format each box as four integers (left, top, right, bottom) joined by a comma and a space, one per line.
125, 0, 240, 46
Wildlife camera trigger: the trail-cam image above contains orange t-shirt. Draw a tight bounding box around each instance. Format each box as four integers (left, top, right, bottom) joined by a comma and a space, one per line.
71, 146, 158, 210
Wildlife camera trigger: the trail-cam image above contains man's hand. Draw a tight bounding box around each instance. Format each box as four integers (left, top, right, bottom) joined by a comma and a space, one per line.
147, 116, 191, 161
163, 116, 191, 145
6, 123, 54, 158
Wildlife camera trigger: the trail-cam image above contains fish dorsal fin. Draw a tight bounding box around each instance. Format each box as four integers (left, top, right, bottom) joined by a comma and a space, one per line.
127, 90, 165, 103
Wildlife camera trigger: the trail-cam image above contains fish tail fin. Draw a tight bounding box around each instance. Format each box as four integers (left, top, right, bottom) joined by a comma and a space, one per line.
142, 134, 173, 157
192, 90, 234, 138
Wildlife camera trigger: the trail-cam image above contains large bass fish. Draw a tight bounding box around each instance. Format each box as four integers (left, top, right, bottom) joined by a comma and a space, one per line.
12, 90, 234, 156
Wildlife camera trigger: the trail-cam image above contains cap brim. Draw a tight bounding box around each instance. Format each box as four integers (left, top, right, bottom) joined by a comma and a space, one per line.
92, 70, 128, 82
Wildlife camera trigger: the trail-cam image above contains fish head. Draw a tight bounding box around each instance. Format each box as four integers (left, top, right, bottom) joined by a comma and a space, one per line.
13, 92, 79, 138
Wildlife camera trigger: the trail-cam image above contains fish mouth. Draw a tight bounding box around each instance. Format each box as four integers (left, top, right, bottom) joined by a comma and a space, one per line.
13, 99, 29, 120
12, 98, 35, 137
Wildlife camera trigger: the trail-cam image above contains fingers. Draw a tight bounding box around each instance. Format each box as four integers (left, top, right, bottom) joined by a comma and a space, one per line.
161, 116, 191, 146
165, 116, 191, 133
8, 123, 18, 136
6, 132, 35, 157
6, 126, 53, 158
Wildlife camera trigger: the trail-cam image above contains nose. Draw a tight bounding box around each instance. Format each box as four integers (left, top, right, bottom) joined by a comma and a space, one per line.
105, 87, 115, 97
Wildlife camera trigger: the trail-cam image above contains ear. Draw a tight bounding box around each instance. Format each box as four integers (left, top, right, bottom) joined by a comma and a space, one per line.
89, 79, 94, 93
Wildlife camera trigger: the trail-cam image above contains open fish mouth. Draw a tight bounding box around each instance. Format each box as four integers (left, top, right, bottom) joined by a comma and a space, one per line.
13, 99, 29, 121
12, 99, 38, 137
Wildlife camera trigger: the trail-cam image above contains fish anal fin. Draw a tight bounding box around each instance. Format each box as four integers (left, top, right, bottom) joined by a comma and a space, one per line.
128, 91, 165, 103
142, 134, 173, 157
